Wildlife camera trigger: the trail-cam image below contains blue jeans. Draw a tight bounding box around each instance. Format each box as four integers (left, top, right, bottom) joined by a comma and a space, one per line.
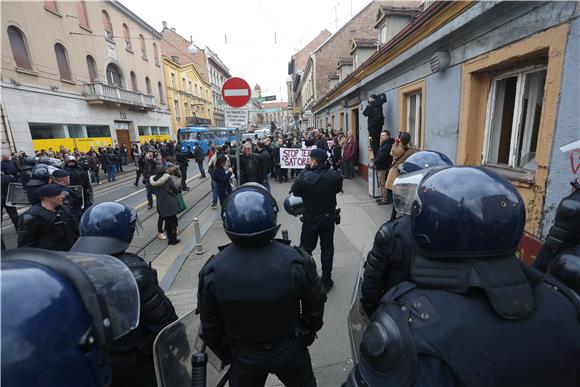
144, 180, 153, 207
211, 178, 218, 206
198, 162, 206, 177
263, 172, 271, 192
91, 169, 100, 184
107, 165, 117, 182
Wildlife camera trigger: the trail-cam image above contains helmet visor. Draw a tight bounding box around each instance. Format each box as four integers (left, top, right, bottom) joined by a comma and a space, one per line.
66, 253, 140, 339
392, 170, 426, 216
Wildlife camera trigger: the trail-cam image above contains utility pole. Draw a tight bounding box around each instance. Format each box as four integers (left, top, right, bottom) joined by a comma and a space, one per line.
331, 3, 340, 32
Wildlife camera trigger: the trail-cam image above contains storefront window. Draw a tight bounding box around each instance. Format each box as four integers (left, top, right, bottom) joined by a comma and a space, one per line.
86, 125, 111, 137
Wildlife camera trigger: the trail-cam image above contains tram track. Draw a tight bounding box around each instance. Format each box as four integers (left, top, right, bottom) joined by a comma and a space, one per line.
130, 177, 213, 261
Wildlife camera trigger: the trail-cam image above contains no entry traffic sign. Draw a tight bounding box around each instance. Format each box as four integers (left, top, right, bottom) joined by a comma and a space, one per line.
221, 77, 251, 108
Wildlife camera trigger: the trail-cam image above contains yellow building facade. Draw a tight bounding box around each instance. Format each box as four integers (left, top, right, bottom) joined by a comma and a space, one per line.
163, 57, 213, 133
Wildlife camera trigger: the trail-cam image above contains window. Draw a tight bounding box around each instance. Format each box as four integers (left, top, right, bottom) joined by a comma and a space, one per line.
151, 126, 160, 135
158, 81, 164, 103
153, 43, 159, 66
170, 73, 176, 89
195, 84, 198, 96
188, 81, 192, 93
483, 67, 547, 170
122, 24, 131, 50
138, 126, 151, 136
130, 71, 138, 92
102, 10, 113, 41
174, 100, 180, 120
86, 125, 111, 137
29, 123, 67, 139
44, 1, 58, 13
379, 25, 387, 44
406, 92, 422, 146
139, 34, 147, 59
76, 1, 89, 29
399, 79, 425, 148
54, 43, 72, 81
86, 55, 97, 82
159, 127, 170, 135
145, 77, 152, 95
7, 26, 33, 71
182, 78, 186, 91
106, 63, 122, 87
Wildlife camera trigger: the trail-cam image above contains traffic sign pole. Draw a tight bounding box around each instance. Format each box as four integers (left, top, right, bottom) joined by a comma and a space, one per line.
222, 77, 252, 189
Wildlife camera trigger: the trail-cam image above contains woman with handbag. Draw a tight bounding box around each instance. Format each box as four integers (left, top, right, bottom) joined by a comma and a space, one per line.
385, 132, 416, 219
211, 155, 233, 214
150, 164, 182, 245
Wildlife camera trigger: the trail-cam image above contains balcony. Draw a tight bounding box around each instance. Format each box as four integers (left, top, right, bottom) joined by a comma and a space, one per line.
186, 116, 211, 127
84, 83, 156, 111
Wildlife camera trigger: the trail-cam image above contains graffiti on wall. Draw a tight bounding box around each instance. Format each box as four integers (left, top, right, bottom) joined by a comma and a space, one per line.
560, 139, 580, 176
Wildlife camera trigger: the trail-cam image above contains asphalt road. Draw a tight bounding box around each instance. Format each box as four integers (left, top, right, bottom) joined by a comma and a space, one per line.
1, 160, 211, 253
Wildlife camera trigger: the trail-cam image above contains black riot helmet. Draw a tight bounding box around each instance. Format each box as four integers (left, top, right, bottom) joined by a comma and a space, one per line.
409, 166, 525, 258
222, 183, 280, 247
284, 194, 305, 216
71, 202, 139, 255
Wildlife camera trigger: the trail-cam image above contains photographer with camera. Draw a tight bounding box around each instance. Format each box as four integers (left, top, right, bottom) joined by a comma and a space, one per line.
291, 148, 343, 293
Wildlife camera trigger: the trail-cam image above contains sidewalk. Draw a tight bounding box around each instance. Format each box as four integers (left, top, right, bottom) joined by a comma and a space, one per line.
162, 174, 393, 386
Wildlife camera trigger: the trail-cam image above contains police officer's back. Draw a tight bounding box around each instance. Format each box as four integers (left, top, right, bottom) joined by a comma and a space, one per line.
70, 202, 178, 387
18, 184, 79, 250
345, 166, 580, 387
291, 148, 342, 292
198, 184, 327, 387
361, 151, 453, 316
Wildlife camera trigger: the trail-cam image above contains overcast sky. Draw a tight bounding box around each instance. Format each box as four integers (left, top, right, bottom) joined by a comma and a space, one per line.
122, 0, 373, 102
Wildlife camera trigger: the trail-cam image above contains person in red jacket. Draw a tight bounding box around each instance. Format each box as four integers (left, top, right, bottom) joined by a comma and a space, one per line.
342, 132, 358, 179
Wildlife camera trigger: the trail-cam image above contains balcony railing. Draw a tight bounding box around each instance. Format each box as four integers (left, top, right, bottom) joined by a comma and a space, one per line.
84, 82, 156, 110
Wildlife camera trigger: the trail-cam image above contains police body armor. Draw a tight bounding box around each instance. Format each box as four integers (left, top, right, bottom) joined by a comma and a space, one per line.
207, 242, 301, 343
109, 252, 177, 387
112, 253, 177, 355
350, 256, 580, 387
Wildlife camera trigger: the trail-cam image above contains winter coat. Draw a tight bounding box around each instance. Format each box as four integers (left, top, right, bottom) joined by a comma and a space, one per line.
239, 154, 264, 185
212, 167, 232, 196
362, 94, 387, 134
193, 147, 204, 163
385, 144, 416, 190
343, 138, 358, 162
374, 138, 395, 170
149, 174, 180, 217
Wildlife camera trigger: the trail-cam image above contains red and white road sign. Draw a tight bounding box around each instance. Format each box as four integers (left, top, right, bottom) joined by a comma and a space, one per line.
221, 77, 251, 108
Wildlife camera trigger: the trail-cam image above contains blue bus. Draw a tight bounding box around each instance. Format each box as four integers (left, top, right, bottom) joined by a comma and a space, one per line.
177, 127, 238, 154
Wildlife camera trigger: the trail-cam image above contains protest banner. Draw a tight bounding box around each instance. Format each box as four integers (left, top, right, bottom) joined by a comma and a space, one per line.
279, 147, 314, 169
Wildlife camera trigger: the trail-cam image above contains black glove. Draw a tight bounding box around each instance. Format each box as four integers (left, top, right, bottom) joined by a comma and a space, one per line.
298, 325, 316, 347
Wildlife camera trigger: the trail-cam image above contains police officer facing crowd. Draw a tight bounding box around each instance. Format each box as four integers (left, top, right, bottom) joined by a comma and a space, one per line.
291, 148, 342, 293
345, 166, 580, 387
360, 150, 453, 316
52, 168, 84, 220
2, 248, 141, 387
64, 155, 93, 209
70, 202, 178, 387
17, 183, 79, 250
198, 184, 326, 387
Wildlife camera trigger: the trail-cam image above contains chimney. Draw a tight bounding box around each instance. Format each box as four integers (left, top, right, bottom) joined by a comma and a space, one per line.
171, 55, 180, 63
162, 21, 167, 29
190, 35, 193, 44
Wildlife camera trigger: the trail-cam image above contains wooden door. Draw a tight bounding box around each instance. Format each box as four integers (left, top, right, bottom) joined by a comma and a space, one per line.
116, 129, 131, 160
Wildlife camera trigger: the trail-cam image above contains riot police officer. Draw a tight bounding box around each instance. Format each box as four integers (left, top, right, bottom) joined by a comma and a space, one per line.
534, 178, 580, 272
198, 183, 327, 387
360, 150, 453, 316
2, 248, 140, 387
70, 202, 178, 387
52, 168, 84, 220
345, 166, 580, 387
17, 184, 79, 250
291, 148, 342, 293
64, 155, 93, 208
